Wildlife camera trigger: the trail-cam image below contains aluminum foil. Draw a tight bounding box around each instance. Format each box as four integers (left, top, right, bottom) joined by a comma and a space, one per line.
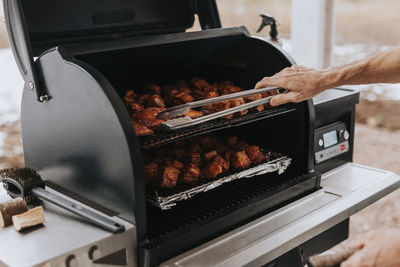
148, 154, 292, 210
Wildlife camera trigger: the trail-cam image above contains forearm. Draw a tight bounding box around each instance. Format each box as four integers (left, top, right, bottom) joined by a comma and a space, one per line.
324, 48, 400, 87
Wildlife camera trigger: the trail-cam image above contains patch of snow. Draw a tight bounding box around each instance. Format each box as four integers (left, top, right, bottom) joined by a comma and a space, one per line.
0, 48, 24, 125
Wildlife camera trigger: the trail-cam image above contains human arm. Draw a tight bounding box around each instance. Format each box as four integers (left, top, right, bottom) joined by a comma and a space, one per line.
255, 48, 400, 106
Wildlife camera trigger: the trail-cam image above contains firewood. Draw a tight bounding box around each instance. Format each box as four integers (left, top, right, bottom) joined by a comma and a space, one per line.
0, 197, 28, 227
12, 206, 45, 231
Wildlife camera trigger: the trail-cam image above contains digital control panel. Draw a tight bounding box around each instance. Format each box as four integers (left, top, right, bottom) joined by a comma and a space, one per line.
315, 122, 350, 164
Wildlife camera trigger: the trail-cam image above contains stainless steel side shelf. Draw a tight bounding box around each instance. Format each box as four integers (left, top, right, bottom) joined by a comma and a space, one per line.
161, 163, 400, 267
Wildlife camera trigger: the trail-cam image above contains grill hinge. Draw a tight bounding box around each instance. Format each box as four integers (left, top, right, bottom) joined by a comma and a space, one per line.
4, 0, 49, 102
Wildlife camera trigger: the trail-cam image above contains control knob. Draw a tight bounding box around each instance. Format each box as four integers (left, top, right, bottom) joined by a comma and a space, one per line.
339, 130, 350, 140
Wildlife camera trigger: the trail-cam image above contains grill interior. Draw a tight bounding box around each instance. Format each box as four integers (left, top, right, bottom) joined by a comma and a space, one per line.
145, 171, 310, 243
140, 106, 295, 149
71, 30, 316, 265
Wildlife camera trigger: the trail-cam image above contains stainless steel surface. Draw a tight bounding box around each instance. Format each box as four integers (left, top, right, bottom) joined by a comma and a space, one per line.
156, 86, 281, 120
0, 186, 137, 267
159, 96, 275, 131
161, 163, 400, 267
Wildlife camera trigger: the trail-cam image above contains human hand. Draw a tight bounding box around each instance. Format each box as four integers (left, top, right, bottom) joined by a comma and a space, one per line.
340, 228, 400, 267
255, 65, 336, 106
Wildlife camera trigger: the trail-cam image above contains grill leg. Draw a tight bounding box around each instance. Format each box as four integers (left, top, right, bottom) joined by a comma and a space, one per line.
263, 247, 303, 267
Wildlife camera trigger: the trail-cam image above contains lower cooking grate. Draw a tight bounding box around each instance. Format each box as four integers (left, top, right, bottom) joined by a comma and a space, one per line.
147, 152, 291, 210
145, 171, 317, 244
139, 106, 295, 149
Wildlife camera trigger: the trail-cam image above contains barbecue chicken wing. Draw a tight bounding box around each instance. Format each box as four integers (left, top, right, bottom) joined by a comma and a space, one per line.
161, 166, 181, 188
181, 163, 200, 183
145, 94, 166, 108
202, 155, 226, 179
132, 121, 154, 136
245, 145, 266, 164
230, 151, 252, 169
131, 107, 165, 129
185, 109, 203, 119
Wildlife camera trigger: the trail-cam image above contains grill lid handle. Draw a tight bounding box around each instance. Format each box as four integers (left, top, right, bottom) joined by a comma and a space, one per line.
4, 0, 48, 102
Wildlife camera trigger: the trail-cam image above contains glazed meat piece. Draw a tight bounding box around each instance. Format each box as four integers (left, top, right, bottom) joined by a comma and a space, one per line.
218, 81, 234, 94
170, 160, 184, 170
123, 90, 136, 104
230, 151, 252, 169
229, 97, 248, 116
244, 93, 262, 102
160, 166, 180, 188
132, 121, 154, 136
245, 145, 266, 164
144, 162, 159, 184
131, 107, 165, 129
222, 85, 243, 95
178, 93, 195, 103
203, 150, 218, 162
163, 157, 184, 168
190, 77, 210, 90
181, 163, 200, 183
205, 91, 219, 99
185, 109, 203, 119
214, 154, 230, 171
201, 156, 224, 179
129, 103, 144, 113
143, 83, 161, 94
145, 94, 166, 108
201, 100, 230, 115
186, 152, 202, 166
244, 93, 264, 112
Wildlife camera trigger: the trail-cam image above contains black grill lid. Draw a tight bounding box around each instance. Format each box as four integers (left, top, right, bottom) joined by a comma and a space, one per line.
20, 0, 196, 56
4, 0, 220, 101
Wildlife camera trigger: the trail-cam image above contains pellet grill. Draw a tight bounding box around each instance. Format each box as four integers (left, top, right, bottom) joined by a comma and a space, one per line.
3, 0, 400, 266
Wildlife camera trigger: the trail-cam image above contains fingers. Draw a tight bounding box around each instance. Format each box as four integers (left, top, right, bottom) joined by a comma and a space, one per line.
340, 249, 367, 267
255, 77, 274, 89
270, 91, 298, 106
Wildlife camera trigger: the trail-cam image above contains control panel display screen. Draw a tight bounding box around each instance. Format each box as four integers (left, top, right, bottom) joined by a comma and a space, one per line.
323, 130, 338, 148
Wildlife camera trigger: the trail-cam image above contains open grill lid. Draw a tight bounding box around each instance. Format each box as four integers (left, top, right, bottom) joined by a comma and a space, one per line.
4, 0, 221, 101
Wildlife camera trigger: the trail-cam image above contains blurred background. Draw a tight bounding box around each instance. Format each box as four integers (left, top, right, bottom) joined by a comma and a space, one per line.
0, 0, 399, 237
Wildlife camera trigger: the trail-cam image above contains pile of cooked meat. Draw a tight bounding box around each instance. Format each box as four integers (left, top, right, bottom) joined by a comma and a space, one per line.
123, 78, 278, 136
143, 135, 266, 188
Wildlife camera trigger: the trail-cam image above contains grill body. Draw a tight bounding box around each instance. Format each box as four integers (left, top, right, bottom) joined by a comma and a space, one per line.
20, 27, 320, 265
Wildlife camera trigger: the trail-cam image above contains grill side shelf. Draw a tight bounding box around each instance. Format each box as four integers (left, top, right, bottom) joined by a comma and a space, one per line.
140, 106, 296, 150
147, 152, 292, 210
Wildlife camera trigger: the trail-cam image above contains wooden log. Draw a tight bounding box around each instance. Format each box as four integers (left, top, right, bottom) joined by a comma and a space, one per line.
0, 197, 28, 227
12, 206, 45, 231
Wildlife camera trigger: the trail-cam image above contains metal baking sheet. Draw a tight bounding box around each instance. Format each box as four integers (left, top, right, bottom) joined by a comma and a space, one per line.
148, 153, 292, 210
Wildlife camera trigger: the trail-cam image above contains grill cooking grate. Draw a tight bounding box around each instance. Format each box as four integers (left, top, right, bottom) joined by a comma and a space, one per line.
139, 106, 295, 149
147, 152, 291, 209
145, 171, 315, 245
